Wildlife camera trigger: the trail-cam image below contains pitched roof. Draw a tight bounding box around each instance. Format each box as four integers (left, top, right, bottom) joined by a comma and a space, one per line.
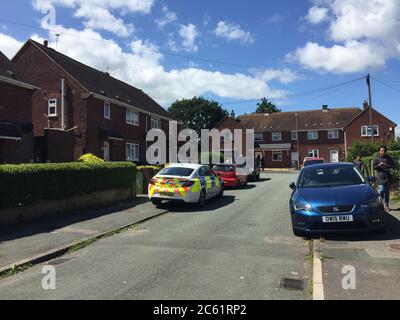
0, 51, 38, 89
237, 108, 363, 132
26, 40, 172, 119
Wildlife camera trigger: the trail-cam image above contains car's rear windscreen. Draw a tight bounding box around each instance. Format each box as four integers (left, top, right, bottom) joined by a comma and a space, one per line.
159, 167, 194, 177
213, 165, 234, 172
304, 160, 324, 166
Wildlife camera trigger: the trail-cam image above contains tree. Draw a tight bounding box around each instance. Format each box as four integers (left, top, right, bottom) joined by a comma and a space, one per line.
168, 97, 228, 134
346, 141, 381, 162
256, 98, 281, 114
388, 137, 400, 151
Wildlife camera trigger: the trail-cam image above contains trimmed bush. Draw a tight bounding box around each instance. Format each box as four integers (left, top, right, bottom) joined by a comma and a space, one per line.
346, 141, 381, 161
0, 162, 136, 209
77, 153, 104, 163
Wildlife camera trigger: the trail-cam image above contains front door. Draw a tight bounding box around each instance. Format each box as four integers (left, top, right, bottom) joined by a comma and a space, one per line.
103, 141, 110, 161
330, 150, 339, 163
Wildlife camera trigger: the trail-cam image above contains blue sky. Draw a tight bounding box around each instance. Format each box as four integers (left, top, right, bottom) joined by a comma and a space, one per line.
0, 0, 399, 134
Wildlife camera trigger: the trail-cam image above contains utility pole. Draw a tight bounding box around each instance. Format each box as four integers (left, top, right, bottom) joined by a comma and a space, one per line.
366, 74, 374, 143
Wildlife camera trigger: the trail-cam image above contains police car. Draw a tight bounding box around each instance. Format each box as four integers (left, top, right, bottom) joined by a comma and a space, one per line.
148, 163, 224, 207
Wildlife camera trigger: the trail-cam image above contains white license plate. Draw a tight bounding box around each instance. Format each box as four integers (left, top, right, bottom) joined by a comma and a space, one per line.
322, 215, 354, 223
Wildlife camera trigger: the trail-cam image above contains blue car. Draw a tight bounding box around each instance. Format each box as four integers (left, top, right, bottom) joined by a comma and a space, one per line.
289, 163, 386, 237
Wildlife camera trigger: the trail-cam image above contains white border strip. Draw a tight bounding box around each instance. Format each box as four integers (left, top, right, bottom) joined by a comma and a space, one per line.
313, 239, 325, 300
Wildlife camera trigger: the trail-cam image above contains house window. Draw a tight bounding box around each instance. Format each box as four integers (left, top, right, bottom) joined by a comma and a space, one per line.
48, 99, 57, 117
104, 102, 111, 119
361, 125, 379, 137
255, 133, 264, 142
151, 118, 161, 129
328, 130, 339, 139
126, 110, 139, 126
272, 132, 282, 141
308, 149, 319, 158
272, 151, 283, 161
291, 131, 298, 141
307, 130, 318, 140
126, 143, 139, 162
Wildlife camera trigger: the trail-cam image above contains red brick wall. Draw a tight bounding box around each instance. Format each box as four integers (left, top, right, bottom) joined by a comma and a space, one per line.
345, 108, 396, 148
0, 82, 33, 123
86, 97, 170, 163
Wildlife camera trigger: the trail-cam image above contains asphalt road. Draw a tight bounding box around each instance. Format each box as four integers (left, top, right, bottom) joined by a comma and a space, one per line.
0, 173, 311, 300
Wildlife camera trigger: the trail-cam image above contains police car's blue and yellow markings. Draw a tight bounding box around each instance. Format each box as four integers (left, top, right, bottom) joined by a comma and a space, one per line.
148, 164, 223, 205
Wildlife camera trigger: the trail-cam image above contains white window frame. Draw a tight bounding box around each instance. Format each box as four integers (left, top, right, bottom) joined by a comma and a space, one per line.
151, 117, 161, 129
48, 98, 57, 117
272, 151, 283, 162
361, 125, 379, 137
291, 131, 298, 141
308, 149, 320, 158
104, 101, 111, 119
272, 132, 282, 142
307, 130, 318, 140
328, 129, 339, 139
255, 133, 264, 142
126, 143, 139, 162
126, 109, 139, 126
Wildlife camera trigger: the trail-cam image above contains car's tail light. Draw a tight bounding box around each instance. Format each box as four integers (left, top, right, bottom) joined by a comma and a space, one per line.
181, 181, 195, 188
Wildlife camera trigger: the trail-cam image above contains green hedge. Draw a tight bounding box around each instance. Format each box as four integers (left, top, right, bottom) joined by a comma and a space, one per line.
0, 162, 136, 209
362, 151, 400, 179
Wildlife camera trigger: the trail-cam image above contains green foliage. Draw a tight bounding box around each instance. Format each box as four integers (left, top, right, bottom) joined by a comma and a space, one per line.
346, 141, 381, 161
77, 153, 104, 163
388, 137, 400, 151
168, 96, 228, 134
362, 150, 400, 179
0, 162, 136, 209
256, 98, 281, 114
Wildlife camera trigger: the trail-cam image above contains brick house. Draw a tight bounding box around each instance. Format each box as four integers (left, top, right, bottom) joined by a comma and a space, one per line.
12, 39, 174, 163
0, 51, 39, 164
215, 104, 397, 169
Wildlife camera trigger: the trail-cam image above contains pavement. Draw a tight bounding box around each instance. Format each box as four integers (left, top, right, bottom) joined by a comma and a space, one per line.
319, 200, 400, 300
0, 173, 312, 300
0, 196, 168, 271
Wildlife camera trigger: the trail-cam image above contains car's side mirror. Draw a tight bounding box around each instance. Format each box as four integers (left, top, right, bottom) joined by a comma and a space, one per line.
289, 182, 296, 190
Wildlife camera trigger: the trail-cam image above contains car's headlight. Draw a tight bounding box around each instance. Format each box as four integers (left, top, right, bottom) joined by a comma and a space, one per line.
293, 201, 312, 212
360, 198, 381, 208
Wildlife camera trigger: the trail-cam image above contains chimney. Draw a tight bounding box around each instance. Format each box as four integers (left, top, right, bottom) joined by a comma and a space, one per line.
322, 105, 328, 111
230, 110, 236, 118
363, 100, 369, 110
44, 40, 48, 47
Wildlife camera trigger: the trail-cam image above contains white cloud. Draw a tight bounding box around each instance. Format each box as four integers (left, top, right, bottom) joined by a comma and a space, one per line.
306, 6, 329, 24
254, 68, 301, 84
155, 6, 177, 29
32, 0, 155, 36
290, 41, 386, 73
291, 0, 400, 73
178, 24, 199, 52
0, 27, 298, 104
214, 21, 254, 44
0, 33, 24, 58
74, 4, 134, 36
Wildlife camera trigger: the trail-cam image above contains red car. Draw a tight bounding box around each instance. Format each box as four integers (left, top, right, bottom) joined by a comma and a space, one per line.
212, 164, 248, 188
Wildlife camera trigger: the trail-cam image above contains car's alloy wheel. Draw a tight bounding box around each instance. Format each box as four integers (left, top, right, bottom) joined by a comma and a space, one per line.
198, 189, 206, 207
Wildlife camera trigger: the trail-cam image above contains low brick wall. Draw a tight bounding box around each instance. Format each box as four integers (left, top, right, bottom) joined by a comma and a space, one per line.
0, 188, 134, 227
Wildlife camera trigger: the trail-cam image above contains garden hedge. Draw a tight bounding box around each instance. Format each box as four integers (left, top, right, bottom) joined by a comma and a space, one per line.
0, 162, 137, 209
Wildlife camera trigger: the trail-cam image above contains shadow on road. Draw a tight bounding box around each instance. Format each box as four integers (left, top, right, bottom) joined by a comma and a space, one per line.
0, 197, 149, 243
157, 195, 236, 213
314, 212, 400, 242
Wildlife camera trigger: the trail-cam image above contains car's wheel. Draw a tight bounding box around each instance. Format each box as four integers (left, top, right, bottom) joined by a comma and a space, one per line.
151, 199, 162, 206
293, 228, 309, 238
218, 185, 224, 198
256, 173, 260, 181
198, 189, 206, 207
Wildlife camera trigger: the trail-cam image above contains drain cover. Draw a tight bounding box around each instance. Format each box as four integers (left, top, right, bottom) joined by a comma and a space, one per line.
279, 276, 304, 291
389, 244, 400, 252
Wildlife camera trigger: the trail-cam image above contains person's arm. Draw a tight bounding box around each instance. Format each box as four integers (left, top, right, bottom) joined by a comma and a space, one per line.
373, 158, 380, 170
